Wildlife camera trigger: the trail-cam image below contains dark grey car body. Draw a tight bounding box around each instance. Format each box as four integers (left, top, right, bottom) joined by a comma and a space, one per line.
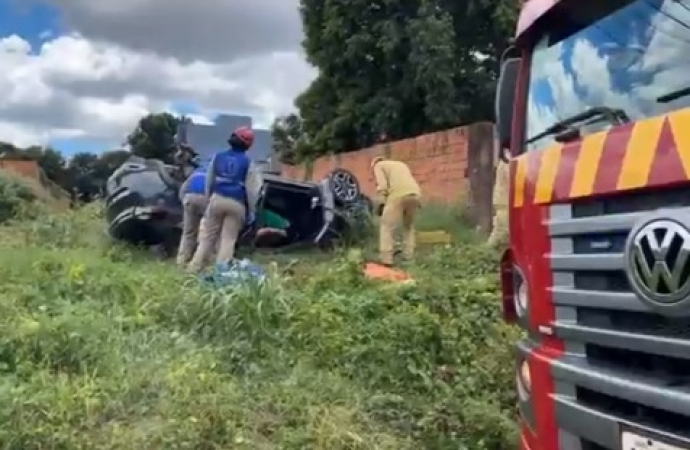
104, 155, 369, 254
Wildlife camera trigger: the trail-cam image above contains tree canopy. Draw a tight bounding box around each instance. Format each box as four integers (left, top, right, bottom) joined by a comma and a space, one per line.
272, 0, 519, 163
126, 112, 180, 163
0, 142, 131, 199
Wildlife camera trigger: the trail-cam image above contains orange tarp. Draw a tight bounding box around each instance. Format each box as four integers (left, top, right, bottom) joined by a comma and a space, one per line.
363, 262, 413, 283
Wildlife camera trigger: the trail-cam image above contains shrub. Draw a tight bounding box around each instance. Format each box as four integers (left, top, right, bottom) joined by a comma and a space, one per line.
0, 171, 36, 223
0, 202, 518, 449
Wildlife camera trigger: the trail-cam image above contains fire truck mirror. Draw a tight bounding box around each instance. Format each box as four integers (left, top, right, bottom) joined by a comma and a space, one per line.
495, 57, 520, 155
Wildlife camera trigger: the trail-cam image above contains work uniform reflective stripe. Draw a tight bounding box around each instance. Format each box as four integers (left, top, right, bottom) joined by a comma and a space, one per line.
215, 175, 244, 186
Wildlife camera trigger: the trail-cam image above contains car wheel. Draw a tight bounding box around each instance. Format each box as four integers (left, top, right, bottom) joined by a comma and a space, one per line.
328, 169, 360, 203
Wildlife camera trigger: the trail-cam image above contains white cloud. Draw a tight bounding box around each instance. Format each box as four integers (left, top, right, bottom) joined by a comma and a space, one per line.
38, 30, 53, 40
0, 120, 85, 148
0, 5, 316, 149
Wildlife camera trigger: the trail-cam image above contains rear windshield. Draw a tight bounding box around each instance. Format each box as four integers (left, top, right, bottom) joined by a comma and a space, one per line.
525, 0, 690, 151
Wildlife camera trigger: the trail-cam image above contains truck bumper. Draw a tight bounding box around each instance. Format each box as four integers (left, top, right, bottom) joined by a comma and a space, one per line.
518, 339, 690, 450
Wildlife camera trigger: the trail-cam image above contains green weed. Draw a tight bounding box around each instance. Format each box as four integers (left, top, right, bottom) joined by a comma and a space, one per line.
0, 196, 518, 449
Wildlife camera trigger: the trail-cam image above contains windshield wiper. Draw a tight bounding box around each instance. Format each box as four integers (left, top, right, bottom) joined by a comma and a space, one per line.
525, 106, 630, 144
657, 86, 690, 103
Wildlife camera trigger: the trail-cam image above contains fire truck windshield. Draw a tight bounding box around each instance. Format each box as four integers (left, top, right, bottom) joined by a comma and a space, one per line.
525, 0, 690, 151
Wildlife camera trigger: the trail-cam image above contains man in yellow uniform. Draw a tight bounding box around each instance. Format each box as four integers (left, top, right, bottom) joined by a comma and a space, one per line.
371, 156, 422, 266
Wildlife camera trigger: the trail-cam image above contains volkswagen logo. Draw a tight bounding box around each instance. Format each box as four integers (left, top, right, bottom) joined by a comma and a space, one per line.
625, 217, 690, 314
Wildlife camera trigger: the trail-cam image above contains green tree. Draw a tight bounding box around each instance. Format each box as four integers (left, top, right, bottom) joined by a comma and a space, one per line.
92, 150, 131, 181
0, 144, 73, 190
270, 113, 314, 164
67, 152, 99, 198
0, 142, 20, 157
126, 112, 179, 163
296, 0, 519, 156
67, 149, 132, 199
68, 152, 99, 176
0, 143, 134, 197
68, 150, 129, 182
15, 146, 66, 183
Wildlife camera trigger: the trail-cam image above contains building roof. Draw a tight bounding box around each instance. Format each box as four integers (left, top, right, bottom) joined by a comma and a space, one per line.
177, 114, 274, 164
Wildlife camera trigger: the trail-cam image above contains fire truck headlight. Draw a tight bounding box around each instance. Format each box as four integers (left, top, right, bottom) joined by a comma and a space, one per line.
517, 359, 531, 400
514, 272, 528, 317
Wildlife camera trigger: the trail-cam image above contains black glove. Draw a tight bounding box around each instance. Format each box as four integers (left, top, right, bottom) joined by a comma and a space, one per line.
376, 203, 384, 216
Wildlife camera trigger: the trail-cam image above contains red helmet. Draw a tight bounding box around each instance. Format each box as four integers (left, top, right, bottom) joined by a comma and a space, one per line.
229, 126, 255, 150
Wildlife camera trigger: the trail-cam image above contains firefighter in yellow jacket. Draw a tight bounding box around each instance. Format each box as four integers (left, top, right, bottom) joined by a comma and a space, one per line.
371, 157, 422, 266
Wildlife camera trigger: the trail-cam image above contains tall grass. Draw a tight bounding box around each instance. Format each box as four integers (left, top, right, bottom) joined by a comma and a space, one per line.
0, 173, 518, 449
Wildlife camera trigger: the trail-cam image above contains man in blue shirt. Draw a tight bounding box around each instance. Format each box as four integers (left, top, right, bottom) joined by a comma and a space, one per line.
175, 155, 211, 267
187, 126, 263, 272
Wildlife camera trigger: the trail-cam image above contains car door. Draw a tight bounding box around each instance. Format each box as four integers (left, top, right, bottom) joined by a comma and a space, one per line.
314, 178, 336, 245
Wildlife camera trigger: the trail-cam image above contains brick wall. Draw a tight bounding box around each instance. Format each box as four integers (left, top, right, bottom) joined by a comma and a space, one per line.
0, 159, 41, 179
0, 159, 71, 209
281, 126, 472, 204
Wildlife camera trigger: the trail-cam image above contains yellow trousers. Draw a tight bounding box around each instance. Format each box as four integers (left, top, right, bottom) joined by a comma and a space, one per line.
187, 195, 245, 273
176, 193, 207, 267
379, 194, 421, 264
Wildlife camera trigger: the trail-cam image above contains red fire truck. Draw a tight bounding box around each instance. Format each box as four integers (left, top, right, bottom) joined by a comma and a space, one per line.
495, 0, 690, 449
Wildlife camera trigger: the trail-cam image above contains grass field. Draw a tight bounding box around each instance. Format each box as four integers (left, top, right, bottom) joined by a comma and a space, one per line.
0, 175, 519, 449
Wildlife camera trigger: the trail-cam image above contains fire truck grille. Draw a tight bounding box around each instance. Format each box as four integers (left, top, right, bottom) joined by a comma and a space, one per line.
547, 185, 690, 447
578, 306, 690, 339
577, 386, 689, 439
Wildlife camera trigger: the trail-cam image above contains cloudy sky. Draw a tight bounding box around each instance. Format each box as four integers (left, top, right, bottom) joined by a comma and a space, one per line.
0, 0, 316, 154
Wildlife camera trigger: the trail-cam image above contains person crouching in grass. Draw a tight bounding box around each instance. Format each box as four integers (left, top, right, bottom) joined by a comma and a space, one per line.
371, 156, 422, 266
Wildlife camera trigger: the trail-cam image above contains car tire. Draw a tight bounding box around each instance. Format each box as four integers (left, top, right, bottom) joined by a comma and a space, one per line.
328, 169, 360, 204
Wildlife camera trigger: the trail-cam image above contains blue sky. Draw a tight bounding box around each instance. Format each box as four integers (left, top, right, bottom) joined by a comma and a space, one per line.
0, 2, 99, 155
0, 1, 61, 49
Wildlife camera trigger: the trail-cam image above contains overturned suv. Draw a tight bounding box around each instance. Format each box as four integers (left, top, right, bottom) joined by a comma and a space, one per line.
104, 155, 371, 254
